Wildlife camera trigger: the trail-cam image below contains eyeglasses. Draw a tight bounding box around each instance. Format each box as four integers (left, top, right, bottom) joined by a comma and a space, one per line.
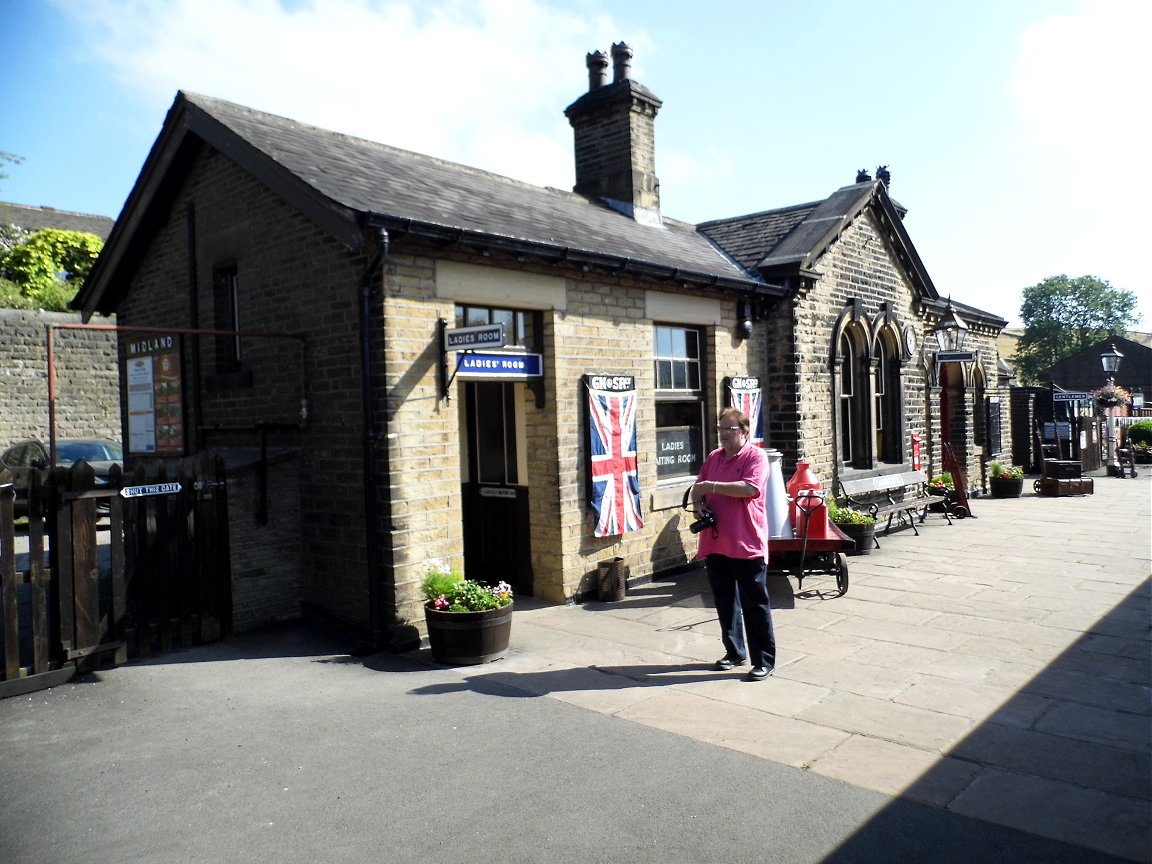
716, 425, 744, 433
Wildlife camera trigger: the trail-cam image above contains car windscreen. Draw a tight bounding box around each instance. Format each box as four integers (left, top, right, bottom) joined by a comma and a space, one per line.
57, 442, 124, 462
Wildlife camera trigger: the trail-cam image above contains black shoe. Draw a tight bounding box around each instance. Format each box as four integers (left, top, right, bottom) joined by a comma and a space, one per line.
746, 666, 773, 681
714, 655, 747, 671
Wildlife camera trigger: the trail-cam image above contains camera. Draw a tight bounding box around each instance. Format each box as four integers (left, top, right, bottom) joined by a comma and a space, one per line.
689, 510, 716, 534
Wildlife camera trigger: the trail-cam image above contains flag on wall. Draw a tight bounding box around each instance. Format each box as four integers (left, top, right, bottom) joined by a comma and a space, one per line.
727, 376, 764, 447
587, 379, 643, 537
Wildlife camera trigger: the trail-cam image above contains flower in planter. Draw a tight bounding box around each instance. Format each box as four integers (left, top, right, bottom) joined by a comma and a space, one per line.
1091, 383, 1132, 412
421, 561, 513, 612
927, 473, 954, 495
827, 498, 875, 526
988, 461, 1024, 480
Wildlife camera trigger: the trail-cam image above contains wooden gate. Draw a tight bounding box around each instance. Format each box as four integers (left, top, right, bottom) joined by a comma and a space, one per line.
0, 455, 231, 698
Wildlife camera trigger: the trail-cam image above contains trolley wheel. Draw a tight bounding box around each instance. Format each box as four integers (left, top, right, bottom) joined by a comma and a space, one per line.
952, 506, 969, 519
1033, 479, 1042, 492
835, 553, 849, 596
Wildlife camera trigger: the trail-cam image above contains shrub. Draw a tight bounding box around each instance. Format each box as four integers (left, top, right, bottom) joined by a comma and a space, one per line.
1126, 420, 1152, 448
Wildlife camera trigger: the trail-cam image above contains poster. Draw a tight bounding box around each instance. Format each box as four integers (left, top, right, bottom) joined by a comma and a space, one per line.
126, 334, 185, 455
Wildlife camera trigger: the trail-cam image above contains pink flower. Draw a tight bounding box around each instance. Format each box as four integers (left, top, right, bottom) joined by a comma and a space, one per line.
432, 595, 450, 610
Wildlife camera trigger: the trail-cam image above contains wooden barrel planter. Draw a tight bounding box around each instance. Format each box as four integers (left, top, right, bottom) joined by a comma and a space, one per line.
833, 521, 875, 555
424, 602, 513, 665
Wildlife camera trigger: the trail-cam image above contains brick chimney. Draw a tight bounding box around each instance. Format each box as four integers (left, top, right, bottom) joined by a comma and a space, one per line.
564, 42, 663, 225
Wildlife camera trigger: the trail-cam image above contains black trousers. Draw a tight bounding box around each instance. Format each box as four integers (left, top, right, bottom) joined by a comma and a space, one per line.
705, 554, 776, 669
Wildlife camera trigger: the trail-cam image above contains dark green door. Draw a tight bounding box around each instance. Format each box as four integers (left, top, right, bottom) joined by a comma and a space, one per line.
460, 381, 532, 595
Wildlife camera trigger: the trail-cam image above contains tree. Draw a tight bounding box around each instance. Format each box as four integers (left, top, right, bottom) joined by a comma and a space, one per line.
1013, 275, 1139, 384
0, 150, 23, 183
0, 228, 104, 312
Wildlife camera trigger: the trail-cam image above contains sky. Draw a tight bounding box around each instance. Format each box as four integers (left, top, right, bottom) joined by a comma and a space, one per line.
1, 0, 1148, 328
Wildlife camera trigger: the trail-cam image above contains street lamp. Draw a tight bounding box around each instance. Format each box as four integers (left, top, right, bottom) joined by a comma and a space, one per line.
1100, 343, 1124, 476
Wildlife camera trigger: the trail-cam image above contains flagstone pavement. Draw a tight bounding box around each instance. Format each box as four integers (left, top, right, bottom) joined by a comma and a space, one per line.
432, 471, 1151, 862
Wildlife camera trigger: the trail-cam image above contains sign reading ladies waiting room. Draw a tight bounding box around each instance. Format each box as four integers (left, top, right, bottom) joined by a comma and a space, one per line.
126, 334, 185, 455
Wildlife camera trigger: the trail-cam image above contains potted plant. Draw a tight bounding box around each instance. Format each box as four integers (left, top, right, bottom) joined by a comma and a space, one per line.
1126, 420, 1152, 464
827, 498, 876, 555
420, 562, 514, 665
987, 461, 1025, 498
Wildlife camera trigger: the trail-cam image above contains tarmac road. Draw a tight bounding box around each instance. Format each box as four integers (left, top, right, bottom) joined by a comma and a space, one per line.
0, 623, 1135, 864
1, 471, 1148, 863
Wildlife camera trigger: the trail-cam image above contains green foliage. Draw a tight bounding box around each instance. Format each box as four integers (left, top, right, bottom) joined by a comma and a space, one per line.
1013, 275, 1139, 384
1126, 421, 1152, 448
827, 497, 875, 525
988, 461, 1024, 480
0, 228, 103, 310
420, 567, 463, 601
928, 473, 954, 491
420, 563, 513, 612
0, 276, 37, 309
0, 150, 23, 182
0, 223, 29, 253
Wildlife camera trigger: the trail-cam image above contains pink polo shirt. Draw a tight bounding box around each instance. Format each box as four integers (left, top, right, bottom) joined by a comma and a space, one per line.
695, 443, 770, 561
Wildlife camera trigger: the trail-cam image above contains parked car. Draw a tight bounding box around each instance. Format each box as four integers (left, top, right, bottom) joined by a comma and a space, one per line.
1, 437, 124, 517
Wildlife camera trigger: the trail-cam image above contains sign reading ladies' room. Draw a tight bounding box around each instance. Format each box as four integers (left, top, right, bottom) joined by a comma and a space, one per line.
126, 334, 185, 455
455, 351, 543, 379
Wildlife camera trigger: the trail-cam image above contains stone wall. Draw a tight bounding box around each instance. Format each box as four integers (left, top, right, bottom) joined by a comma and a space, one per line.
0, 308, 120, 447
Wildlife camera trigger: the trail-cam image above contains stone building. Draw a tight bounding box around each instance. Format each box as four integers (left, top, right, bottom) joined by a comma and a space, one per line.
74, 45, 1010, 648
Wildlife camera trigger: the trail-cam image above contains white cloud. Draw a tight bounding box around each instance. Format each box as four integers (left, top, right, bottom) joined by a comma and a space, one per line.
58, 0, 633, 189
1009, 0, 1151, 322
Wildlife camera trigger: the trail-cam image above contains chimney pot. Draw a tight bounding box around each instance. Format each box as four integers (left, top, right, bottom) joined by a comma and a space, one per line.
856, 168, 871, 183
611, 42, 633, 82
876, 165, 891, 188
586, 50, 609, 90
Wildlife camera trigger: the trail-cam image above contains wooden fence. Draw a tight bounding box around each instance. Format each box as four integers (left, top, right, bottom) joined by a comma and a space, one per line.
0, 455, 231, 698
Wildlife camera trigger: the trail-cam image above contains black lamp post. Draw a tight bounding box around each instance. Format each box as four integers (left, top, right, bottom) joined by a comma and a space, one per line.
1100, 343, 1124, 476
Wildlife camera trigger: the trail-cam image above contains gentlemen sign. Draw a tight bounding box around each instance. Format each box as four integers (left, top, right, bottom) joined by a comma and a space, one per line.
1053, 392, 1091, 402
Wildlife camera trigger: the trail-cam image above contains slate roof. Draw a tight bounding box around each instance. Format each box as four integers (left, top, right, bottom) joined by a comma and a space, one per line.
76, 90, 1006, 329
0, 202, 114, 239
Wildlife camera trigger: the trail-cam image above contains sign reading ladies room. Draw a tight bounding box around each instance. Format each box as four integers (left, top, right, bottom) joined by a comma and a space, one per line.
455, 351, 543, 379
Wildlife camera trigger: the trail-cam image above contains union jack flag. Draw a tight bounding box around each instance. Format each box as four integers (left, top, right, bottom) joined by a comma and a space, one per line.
588, 385, 643, 537
728, 383, 764, 447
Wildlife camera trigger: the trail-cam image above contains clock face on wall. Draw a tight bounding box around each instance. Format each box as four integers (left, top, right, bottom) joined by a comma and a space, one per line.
903, 324, 918, 357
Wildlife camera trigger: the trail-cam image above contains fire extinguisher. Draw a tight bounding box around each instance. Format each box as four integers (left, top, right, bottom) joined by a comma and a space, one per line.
911, 433, 922, 471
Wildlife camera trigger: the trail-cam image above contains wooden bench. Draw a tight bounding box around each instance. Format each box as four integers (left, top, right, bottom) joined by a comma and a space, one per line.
834, 470, 951, 548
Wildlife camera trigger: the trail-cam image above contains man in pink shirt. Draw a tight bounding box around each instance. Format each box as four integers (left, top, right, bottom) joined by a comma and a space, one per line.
690, 407, 776, 680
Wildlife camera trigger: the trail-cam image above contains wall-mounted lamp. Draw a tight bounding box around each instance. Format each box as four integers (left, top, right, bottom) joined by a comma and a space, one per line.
737, 299, 754, 340
931, 298, 969, 352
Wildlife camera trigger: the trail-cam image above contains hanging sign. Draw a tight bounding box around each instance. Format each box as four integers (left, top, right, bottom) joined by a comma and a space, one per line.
444, 323, 506, 350
725, 375, 764, 447
585, 374, 643, 537
455, 352, 542, 379
936, 350, 976, 363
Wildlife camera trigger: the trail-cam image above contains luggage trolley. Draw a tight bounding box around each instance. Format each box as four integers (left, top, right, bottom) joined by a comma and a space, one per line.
767, 491, 853, 596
